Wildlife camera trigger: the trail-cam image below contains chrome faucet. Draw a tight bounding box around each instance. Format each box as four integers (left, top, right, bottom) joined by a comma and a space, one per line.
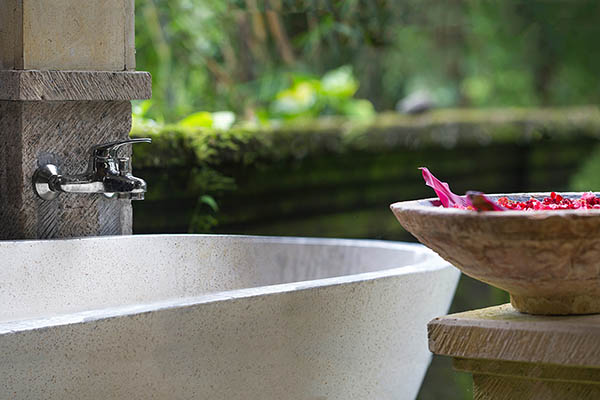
33, 138, 151, 201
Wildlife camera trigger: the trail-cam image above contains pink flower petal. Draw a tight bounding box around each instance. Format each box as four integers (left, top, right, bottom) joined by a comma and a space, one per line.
419, 167, 469, 208
582, 192, 596, 201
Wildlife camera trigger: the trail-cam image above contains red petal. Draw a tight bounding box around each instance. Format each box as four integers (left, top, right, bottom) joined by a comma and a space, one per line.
466, 191, 507, 211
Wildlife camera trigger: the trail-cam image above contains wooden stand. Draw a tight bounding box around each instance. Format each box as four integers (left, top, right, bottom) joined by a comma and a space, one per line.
429, 304, 600, 399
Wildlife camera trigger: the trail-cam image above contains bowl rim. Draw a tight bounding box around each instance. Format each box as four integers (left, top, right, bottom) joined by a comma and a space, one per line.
391, 191, 600, 218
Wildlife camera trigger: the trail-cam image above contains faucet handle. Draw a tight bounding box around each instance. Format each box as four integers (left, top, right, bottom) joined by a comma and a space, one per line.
118, 157, 132, 175
92, 138, 152, 159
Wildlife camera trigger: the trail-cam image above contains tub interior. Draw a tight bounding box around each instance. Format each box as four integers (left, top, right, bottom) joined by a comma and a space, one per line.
0, 235, 432, 323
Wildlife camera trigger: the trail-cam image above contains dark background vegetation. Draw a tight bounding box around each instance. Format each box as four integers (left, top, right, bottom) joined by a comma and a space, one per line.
132, 1, 600, 397
135, 0, 600, 122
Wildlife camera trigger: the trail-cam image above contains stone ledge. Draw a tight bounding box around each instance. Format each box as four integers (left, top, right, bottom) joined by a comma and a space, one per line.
454, 358, 600, 384
428, 304, 600, 368
0, 70, 151, 101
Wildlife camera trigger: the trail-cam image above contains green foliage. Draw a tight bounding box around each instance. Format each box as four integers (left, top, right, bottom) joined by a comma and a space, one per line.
135, 0, 600, 123
570, 144, 600, 192
263, 66, 374, 121
178, 112, 214, 128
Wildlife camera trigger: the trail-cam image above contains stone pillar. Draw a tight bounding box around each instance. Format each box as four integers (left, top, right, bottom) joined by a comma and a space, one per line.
0, 0, 151, 239
428, 304, 600, 399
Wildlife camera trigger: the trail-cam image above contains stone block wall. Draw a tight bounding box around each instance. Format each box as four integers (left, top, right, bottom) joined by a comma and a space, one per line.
0, 1, 150, 240
0, 70, 150, 241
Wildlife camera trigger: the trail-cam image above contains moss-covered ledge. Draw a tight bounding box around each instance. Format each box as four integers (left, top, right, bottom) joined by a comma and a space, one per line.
130, 106, 600, 237
131, 106, 600, 169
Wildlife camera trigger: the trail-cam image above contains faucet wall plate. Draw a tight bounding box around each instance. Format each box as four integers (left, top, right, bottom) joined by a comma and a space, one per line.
32, 164, 60, 201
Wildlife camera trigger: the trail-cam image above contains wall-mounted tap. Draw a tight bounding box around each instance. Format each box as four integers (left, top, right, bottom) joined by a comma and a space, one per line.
33, 138, 151, 201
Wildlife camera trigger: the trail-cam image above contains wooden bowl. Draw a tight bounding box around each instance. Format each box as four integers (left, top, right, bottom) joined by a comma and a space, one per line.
391, 193, 600, 315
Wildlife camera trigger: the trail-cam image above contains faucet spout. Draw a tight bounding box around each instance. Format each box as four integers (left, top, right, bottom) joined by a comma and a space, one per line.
51, 174, 107, 194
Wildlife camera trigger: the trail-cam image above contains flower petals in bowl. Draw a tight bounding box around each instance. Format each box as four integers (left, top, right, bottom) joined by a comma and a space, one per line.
391, 169, 600, 315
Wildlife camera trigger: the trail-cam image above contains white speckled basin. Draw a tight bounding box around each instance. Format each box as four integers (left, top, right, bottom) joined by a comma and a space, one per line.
0, 234, 459, 400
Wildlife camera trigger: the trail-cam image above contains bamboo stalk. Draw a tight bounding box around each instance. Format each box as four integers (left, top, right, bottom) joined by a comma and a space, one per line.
265, 6, 295, 65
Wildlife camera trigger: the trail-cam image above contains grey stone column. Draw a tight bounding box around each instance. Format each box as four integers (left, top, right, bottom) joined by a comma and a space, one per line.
0, 0, 150, 240
0, 71, 151, 240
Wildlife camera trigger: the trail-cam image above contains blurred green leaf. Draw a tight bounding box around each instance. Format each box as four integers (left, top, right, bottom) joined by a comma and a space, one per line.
271, 81, 320, 116
212, 111, 236, 130
340, 99, 375, 119
320, 66, 358, 98
200, 195, 219, 212
177, 111, 213, 128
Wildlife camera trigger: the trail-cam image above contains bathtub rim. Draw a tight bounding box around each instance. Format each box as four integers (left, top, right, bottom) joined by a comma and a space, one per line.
0, 234, 458, 334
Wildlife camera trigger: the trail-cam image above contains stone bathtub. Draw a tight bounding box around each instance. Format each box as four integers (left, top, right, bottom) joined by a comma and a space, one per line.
0, 235, 459, 399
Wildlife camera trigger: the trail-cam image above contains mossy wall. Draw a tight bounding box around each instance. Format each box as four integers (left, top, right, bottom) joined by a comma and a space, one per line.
131, 107, 600, 240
